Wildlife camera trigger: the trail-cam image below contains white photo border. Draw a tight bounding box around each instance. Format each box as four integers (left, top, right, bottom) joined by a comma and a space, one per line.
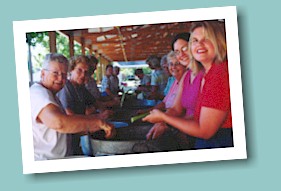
13, 6, 247, 174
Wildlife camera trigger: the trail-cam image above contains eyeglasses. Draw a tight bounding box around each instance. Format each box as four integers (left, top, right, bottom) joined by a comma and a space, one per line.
174, 45, 189, 56
168, 61, 181, 67
43, 69, 67, 79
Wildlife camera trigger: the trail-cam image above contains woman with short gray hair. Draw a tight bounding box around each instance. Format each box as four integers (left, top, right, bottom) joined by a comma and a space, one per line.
30, 53, 115, 160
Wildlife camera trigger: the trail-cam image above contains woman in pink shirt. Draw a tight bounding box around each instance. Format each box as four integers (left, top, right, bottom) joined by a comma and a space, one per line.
140, 51, 186, 113
161, 51, 187, 109
144, 51, 188, 148
146, 32, 203, 144
171, 32, 204, 119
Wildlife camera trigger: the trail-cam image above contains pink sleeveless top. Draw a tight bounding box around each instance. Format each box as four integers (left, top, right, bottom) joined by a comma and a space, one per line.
181, 70, 204, 118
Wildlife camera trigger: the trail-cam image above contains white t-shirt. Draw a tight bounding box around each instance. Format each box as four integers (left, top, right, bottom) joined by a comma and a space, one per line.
30, 83, 68, 160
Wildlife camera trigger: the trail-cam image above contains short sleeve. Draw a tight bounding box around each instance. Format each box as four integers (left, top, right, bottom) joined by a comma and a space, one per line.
30, 84, 59, 122
57, 85, 75, 111
201, 64, 230, 111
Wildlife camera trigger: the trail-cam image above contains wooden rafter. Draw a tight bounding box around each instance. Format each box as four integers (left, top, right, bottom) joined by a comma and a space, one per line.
60, 20, 224, 62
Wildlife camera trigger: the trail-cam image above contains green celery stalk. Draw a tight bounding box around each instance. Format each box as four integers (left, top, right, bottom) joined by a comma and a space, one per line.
130, 112, 150, 123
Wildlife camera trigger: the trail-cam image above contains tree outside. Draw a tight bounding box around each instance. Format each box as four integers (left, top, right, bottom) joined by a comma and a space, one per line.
26, 32, 150, 83
27, 31, 83, 82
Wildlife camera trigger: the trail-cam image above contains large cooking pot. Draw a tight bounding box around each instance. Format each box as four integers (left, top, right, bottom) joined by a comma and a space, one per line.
82, 97, 193, 156
89, 123, 190, 156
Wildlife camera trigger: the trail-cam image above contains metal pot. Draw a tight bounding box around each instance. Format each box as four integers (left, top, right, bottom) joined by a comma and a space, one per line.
88, 97, 193, 156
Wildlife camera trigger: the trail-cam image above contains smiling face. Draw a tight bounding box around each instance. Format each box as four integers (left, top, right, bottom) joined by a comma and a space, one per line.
70, 62, 89, 86
173, 39, 190, 67
41, 61, 68, 94
168, 57, 186, 81
190, 27, 216, 66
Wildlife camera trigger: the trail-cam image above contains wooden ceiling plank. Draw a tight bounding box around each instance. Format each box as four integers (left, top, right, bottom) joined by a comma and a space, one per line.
59, 21, 224, 62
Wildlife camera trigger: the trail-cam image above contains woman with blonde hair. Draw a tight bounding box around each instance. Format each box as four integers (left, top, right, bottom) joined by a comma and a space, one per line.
144, 20, 233, 149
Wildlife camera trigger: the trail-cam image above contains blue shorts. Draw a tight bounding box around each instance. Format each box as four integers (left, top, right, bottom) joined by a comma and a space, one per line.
195, 128, 233, 149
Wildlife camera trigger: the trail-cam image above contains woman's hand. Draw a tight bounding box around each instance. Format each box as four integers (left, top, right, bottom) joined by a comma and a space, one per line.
99, 121, 116, 139
146, 122, 168, 140
142, 109, 165, 123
